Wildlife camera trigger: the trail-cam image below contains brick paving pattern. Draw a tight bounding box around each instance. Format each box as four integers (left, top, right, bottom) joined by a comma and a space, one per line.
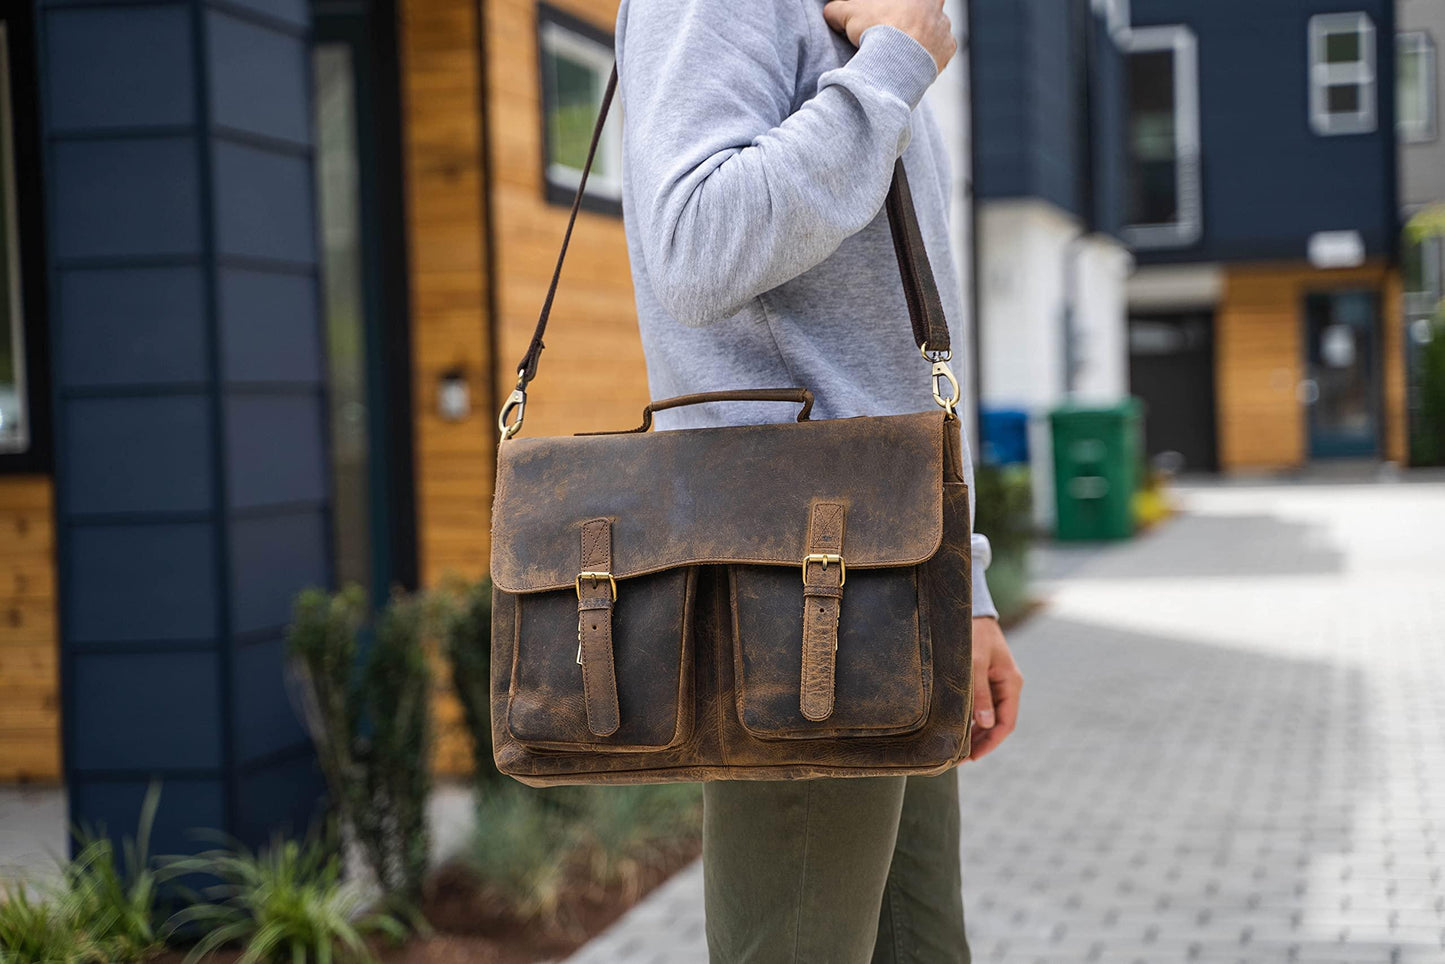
567, 477, 1445, 963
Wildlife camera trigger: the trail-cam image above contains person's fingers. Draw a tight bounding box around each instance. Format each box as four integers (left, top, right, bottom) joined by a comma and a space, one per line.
971, 652, 995, 731
969, 665, 1022, 760
990, 658, 1023, 733
821, 0, 851, 33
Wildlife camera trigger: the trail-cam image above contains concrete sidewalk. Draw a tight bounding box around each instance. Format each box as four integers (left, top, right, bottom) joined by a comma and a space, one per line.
567, 477, 1445, 963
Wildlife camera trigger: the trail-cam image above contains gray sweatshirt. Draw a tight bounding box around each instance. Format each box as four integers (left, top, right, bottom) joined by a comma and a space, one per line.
614, 0, 997, 619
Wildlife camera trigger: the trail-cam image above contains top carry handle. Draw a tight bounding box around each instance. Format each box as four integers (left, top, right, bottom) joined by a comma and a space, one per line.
499, 62, 960, 440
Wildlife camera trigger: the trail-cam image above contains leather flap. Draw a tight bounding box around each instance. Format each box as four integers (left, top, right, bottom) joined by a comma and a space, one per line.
491, 410, 946, 594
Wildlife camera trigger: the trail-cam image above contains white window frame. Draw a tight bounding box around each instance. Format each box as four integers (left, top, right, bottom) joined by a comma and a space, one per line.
0, 24, 30, 455
1091, 0, 1131, 43
1397, 31, 1437, 143
1309, 12, 1377, 136
538, 18, 621, 204
1123, 25, 1202, 249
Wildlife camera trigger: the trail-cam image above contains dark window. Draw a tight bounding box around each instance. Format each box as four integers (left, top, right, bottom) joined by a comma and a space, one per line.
1309, 13, 1377, 135
1398, 31, 1437, 143
1124, 25, 1200, 248
536, 3, 620, 214
0, 25, 29, 454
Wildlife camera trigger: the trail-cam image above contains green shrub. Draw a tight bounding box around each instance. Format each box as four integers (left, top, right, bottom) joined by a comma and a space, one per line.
465, 782, 702, 929
440, 578, 502, 786
288, 587, 436, 904
465, 784, 578, 927
973, 464, 1034, 621
1412, 315, 1445, 466
0, 885, 104, 964
164, 833, 407, 964
574, 785, 702, 897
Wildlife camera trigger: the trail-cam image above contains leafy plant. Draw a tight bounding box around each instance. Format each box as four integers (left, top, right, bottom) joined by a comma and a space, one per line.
465, 784, 579, 928
1412, 314, 1445, 466
65, 785, 165, 962
441, 577, 501, 786
288, 586, 436, 904
355, 593, 435, 902
575, 785, 702, 898
973, 463, 1035, 621
164, 833, 407, 964
0, 885, 104, 964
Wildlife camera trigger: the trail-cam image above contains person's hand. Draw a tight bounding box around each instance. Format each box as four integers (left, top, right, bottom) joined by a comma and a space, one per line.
966, 616, 1022, 761
822, 0, 957, 74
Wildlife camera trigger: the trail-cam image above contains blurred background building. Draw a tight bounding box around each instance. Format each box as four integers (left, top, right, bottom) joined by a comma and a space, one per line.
0, 0, 1438, 849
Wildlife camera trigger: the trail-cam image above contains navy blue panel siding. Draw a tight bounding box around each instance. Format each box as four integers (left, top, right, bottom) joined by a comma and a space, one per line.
234, 636, 309, 763
52, 139, 202, 259
1089, 18, 1128, 238
67, 780, 227, 858
224, 396, 327, 508
973, 0, 1086, 215
219, 269, 321, 383
216, 0, 307, 29
66, 524, 217, 642
58, 269, 208, 387
235, 754, 328, 844
207, 12, 310, 145
44, 6, 194, 130
1131, 0, 1397, 263
71, 652, 222, 770
229, 511, 328, 634
63, 397, 213, 515
213, 142, 318, 263
41, 0, 329, 851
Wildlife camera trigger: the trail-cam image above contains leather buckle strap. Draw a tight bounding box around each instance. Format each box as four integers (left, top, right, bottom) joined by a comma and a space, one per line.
576, 519, 620, 737
800, 502, 846, 722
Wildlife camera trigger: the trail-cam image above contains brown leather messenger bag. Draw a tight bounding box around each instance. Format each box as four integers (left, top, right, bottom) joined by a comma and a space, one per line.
489, 65, 974, 785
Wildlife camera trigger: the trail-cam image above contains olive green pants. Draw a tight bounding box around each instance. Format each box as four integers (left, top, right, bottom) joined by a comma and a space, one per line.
702, 772, 969, 964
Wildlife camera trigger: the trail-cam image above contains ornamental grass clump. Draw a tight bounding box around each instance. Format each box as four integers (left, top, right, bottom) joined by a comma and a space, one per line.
164, 832, 407, 964
0, 885, 105, 964
64, 786, 166, 962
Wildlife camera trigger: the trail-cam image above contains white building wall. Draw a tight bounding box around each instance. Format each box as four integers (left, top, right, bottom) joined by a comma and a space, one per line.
1072, 237, 1135, 401
978, 199, 1132, 529
927, 0, 980, 460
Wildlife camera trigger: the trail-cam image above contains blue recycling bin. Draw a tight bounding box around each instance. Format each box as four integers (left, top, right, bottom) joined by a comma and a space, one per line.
981, 408, 1031, 466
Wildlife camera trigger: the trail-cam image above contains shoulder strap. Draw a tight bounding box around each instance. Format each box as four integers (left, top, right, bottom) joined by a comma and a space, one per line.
511, 63, 952, 390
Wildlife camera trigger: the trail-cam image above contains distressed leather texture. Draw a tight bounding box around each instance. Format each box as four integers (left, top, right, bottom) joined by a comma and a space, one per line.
491, 411, 944, 593
800, 502, 846, 721
576, 519, 620, 737
490, 410, 974, 785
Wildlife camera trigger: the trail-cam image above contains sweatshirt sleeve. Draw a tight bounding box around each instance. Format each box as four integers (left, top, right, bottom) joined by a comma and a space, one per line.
615, 0, 939, 327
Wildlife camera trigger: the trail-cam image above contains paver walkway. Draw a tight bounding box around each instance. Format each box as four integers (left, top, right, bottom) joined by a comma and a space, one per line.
566, 476, 1445, 963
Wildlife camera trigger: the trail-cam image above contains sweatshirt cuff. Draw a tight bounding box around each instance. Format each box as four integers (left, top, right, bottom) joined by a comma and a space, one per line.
850, 24, 939, 111
971, 533, 999, 621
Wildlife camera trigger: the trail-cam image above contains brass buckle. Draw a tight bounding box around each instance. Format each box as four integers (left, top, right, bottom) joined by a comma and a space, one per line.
801, 553, 845, 586
575, 571, 618, 601
575, 571, 617, 665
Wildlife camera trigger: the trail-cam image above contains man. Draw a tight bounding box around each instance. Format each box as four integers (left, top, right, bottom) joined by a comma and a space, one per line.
614, 0, 1024, 959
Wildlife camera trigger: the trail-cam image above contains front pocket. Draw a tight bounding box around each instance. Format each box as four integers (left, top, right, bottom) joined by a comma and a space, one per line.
730, 565, 932, 740
507, 567, 696, 751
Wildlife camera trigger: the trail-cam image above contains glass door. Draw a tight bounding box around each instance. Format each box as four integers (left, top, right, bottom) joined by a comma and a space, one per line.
1303, 290, 1380, 459
312, 2, 416, 600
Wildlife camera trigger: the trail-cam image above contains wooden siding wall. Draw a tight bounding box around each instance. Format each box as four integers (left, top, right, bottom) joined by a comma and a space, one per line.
399, 0, 492, 775
483, 0, 649, 439
400, 0, 645, 774
0, 478, 59, 783
1217, 263, 1406, 471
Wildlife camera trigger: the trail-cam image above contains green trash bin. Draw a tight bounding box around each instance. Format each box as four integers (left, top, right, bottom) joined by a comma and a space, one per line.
1049, 398, 1143, 541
